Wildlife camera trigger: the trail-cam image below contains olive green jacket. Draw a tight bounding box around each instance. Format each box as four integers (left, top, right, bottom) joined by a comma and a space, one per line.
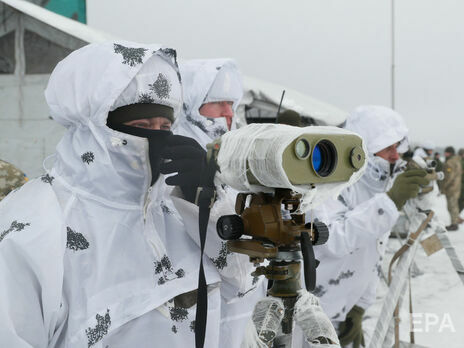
442, 155, 462, 196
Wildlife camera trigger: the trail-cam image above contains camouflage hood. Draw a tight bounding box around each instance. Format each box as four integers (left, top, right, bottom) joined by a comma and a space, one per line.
44, 42, 182, 205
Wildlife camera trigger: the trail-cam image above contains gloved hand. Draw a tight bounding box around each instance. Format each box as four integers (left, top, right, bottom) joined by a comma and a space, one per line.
294, 290, 340, 347
251, 297, 285, 344
338, 305, 365, 347
387, 169, 430, 210
160, 135, 214, 203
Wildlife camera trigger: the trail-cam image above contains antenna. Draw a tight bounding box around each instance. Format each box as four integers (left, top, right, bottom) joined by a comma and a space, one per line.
276, 90, 286, 123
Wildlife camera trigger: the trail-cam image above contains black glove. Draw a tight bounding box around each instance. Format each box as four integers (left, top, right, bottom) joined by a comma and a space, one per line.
160, 135, 214, 203
338, 305, 365, 347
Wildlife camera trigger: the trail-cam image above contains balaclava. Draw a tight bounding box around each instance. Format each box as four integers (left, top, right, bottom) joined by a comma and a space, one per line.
107, 53, 182, 185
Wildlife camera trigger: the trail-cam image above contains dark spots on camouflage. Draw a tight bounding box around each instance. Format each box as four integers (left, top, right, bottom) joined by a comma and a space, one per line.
160, 201, 173, 214
183, 103, 188, 112
66, 227, 89, 251
81, 152, 95, 164
328, 270, 355, 286
376, 263, 383, 277
311, 285, 327, 297
161, 255, 173, 272
332, 312, 340, 320
114, 43, 147, 67
41, 174, 54, 184
149, 73, 171, 100
154, 255, 185, 285
159, 48, 177, 64
210, 242, 232, 270
171, 325, 178, 333
86, 309, 111, 347
155, 260, 163, 274
337, 195, 348, 207
138, 93, 154, 103
186, 114, 209, 133
342, 306, 346, 313
189, 321, 195, 332
170, 306, 188, 322
252, 275, 259, 285
177, 71, 182, 82
0, 220, 31, 243
216, 66, 221, 70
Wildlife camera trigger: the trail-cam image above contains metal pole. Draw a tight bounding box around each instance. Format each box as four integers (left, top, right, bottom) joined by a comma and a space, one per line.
391, 0, 396, 110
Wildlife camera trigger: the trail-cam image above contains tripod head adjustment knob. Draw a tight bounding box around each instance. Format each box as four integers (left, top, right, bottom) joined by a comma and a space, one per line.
217, 215, 244, 240
307, 221, 329, 246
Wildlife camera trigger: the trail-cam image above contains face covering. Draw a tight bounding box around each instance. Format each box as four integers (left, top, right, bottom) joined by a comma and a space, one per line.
187, 112, 229, 139
367, 155, 391, 181
109, 123, 172, 185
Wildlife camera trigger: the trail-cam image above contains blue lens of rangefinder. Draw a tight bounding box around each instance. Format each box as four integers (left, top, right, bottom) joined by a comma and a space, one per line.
312, 144, 322, 172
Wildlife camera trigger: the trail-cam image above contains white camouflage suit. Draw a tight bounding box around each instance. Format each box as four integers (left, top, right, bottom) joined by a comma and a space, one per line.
0, 43, 262, 347
309, 106, 408, 332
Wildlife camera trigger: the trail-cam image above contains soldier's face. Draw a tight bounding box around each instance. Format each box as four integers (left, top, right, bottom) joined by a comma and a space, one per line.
375, 142, 400, 164
199, 101, 234, 130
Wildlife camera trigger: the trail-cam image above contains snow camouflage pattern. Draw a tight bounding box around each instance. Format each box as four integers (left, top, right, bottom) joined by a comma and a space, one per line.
0, 42, 265, 348
0, 160, 27, 201
138, 92, 154, 103
149, 73, 171, 100
86, 309, 111, 347
81, 152, 95, 164
41, 173, 54, 185
154, 255, 185, 285
210, 241, 232, 270
0, 220, 30, 243
66, 227, 89, 251
113, 43, 147, 67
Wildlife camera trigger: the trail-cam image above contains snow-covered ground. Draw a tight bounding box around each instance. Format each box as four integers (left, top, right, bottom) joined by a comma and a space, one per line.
364, 194, 464, 348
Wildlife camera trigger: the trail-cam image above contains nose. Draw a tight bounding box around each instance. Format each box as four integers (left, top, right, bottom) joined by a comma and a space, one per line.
390, 148, 400, 163
221, 103, 234, 130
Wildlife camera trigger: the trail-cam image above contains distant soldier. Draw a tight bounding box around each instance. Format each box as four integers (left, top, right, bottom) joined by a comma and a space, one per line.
434, 152, 444, 172
441, 146, 462, 231
0, 160, 27, 201
458, 148, 464, 223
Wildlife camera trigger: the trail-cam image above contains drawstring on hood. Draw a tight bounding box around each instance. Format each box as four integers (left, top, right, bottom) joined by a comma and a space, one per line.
107, 123, 172, 185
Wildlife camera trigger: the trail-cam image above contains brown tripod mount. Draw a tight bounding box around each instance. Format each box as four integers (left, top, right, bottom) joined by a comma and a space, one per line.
217, 188, 329, 336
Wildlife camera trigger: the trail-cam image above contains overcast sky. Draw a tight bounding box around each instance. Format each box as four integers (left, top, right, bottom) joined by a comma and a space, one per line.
88, 0, 464, 149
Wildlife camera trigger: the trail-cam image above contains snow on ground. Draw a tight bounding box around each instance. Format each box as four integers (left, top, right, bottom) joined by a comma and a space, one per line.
363, 194, 464, 348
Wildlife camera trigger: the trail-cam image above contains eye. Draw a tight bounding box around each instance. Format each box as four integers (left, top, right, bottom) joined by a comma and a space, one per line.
133, 122, 150, 128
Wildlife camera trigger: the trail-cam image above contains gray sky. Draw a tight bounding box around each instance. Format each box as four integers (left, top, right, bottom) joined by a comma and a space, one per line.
88, 0, 464, 149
